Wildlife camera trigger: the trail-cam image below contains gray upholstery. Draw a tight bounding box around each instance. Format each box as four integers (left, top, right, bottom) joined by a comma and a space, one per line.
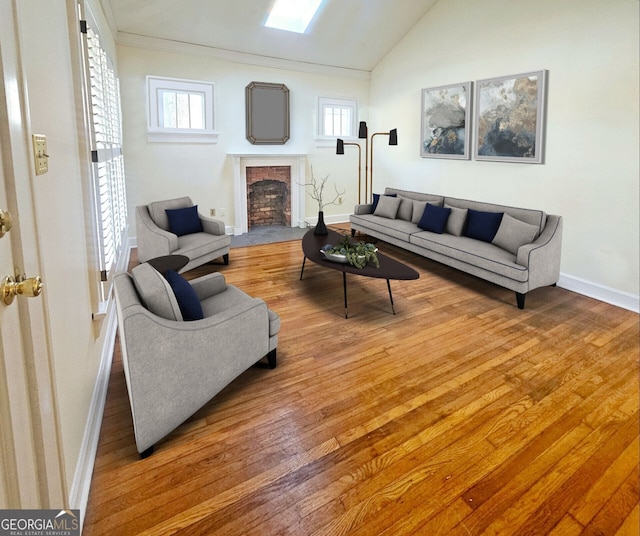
350, 188, 563, 307
136, 196, 231, 273
114, 267, 279, 455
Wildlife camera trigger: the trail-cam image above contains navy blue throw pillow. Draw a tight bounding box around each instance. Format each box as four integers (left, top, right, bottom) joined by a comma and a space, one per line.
463, 209, 504, 242
164, 270, 203, 321
165, 205, 203, 236
371, 193, 397, 212
417, 203, 451, 234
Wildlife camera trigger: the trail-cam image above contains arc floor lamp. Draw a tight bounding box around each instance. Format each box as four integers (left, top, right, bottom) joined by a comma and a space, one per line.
337, 121, 397, 205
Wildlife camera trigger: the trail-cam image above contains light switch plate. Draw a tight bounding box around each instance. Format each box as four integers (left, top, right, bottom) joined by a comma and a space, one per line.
32, 134, 48, 175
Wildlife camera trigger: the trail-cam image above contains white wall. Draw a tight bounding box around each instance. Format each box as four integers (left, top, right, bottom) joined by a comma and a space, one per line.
16, 0, 119, 498
117, 44, 370, 232
369, 0, 639, 301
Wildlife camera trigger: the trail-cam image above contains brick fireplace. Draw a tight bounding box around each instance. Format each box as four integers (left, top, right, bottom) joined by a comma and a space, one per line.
246, 166, 291, 229
230, 154, 306, 235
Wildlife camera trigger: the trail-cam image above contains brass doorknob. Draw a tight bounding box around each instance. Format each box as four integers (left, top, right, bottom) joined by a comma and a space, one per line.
0, 209, 11, 238
1, 275, 43, 305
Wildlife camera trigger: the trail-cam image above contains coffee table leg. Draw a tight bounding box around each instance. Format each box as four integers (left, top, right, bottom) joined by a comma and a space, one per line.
343, 272, 348, 319
387, 279, 396, 315
299, 256, 307, 280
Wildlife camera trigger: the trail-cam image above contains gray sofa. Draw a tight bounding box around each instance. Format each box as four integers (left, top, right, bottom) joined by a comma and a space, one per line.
136, 196, 231, 273
350, 187, 563, 309
114, 263, 280, 456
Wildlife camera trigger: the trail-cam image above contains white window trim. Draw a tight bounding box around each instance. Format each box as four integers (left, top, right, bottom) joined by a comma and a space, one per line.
316, 96, 358, 147
146, 75, 219, 143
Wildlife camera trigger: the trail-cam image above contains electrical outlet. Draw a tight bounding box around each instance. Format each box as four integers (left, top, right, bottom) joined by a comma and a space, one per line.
210, 208, 216, 216
220, 207, 226, 217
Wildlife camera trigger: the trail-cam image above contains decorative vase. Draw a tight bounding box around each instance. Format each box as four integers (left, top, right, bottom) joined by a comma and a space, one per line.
314, 210, 328, 235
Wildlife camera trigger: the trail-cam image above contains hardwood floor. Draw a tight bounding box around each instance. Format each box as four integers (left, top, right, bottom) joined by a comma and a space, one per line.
83, 229, 639, 535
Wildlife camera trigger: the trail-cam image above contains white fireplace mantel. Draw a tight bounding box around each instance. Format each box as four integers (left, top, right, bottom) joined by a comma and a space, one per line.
230, 154, 307, 235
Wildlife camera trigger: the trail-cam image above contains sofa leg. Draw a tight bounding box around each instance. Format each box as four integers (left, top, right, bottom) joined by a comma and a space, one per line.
516, 292, 526, 310
351, 229, 356, 237
223, 253, 229, 265
140, 445, 154, 459
254, 349, 277, 369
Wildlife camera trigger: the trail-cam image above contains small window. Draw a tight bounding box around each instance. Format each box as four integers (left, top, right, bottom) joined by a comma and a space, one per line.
318, 96, 357, 139
147, 76, 217, 143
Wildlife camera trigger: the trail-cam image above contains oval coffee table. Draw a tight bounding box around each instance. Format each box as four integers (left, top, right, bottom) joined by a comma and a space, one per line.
300, 229, 419, 318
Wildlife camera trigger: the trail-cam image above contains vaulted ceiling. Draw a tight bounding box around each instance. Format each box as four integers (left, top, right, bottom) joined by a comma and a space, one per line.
102, 0, 439, 72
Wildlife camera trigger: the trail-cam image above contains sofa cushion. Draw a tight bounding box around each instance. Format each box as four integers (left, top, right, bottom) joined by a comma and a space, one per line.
350, 213, 419, 242
166, 205, 203, 236
374, 195, 401, 219
384, 188, 444, 207
418, 203, 451, 234
444, 204, 468, 236
464, 209, 503, 242
492, 213, 539, 254
411, 200, 428, 224
372, 192, 397, 213
410, 232, 528, 282
444, 196, 546, 233
396, 196, 414, 221
131, 263, 183, 321
165, 270, 204, 321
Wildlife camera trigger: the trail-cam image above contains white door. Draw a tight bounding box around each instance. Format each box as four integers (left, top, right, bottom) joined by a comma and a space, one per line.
0, 0, 64, 509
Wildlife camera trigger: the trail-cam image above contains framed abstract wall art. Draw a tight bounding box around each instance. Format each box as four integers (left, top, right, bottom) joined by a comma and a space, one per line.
421, 81, 471, 159
474, 70, 547, 163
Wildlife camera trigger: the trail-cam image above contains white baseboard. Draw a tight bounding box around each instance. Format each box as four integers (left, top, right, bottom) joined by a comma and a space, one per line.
69, 242, 131, 529
558, 273, 639, 313
305, 213, 350, 226
69, 304, 117, 529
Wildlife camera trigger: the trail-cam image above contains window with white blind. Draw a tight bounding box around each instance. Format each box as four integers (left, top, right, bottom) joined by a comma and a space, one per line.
83, 23, 128, 303
146, 76, 218, 143
318, 96, 357, 137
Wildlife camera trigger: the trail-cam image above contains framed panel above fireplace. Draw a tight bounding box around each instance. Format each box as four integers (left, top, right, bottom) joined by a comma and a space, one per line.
245, 82, 290, 145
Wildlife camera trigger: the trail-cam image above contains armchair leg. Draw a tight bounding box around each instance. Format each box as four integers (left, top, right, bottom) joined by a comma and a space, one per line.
254, 349, 277, 369
140, 445, 154, 459
516, 292, 526, 310
267, 349, 277, 369
223, 253, 229, 265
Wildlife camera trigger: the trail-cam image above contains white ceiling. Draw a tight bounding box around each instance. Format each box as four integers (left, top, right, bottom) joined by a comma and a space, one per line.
102, 0, 439, 72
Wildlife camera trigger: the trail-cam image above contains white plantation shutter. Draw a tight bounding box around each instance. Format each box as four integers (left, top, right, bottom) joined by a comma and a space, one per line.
85, 25, 127, 296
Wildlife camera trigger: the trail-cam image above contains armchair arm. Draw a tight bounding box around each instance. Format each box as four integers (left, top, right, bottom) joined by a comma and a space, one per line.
136, 206, 179, 262
189, 272, 227, 300
200, 215, 226, 235
516, 215, 563, 289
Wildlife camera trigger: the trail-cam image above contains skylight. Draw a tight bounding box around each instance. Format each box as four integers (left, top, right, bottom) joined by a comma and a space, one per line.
264, 0, 323, 34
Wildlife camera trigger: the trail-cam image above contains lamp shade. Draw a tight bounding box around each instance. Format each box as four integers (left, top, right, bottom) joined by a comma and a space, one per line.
336, 138, 344, 154
389, 128, 398, 145
358, 121, 368, 139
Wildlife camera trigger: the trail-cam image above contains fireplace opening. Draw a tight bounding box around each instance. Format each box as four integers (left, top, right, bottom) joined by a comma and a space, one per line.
246, 166, 291, 229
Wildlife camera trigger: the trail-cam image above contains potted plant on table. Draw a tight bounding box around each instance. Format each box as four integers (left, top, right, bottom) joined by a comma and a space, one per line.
300, 167, 345, 235
321, 233, 379, 269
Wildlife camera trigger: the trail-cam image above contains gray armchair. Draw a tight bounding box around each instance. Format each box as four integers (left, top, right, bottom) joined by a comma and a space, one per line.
136, 196, 231, 272
113, 263, 279, 457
